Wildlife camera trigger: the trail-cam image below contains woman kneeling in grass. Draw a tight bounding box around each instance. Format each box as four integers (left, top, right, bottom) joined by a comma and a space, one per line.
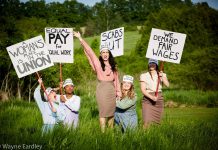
115, 75, 138, 132
34, 78, 66, 134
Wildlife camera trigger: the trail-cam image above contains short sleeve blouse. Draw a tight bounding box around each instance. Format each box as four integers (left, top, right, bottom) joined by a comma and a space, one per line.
140, 72, 166, 92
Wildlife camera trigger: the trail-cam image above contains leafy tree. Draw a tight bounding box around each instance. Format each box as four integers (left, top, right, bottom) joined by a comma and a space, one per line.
136, 3, 218, 89
23, 0, 47, 18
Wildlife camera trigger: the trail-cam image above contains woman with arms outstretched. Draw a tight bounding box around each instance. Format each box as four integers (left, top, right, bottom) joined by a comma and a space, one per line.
74, 31, 121, 132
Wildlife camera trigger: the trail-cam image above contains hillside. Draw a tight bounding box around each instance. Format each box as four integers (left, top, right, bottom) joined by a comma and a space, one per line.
74, 31, 141, 55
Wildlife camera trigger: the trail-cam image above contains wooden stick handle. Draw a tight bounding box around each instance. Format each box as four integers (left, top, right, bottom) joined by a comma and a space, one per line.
60, 63, 63, 95
160, 61, 164, 72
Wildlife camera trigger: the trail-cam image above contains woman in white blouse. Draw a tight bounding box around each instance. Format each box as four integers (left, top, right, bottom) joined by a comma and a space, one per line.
140, 59, 169, 128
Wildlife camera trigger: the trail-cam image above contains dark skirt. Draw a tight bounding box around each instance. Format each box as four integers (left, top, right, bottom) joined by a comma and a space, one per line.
96, 81, 116, 118
142, 92, 164, 124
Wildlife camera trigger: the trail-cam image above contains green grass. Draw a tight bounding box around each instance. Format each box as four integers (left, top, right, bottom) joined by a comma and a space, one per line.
0, 100, 217, 150
1, 26, 218, 148
74, 31, 141, 55
163, 89, 218, 107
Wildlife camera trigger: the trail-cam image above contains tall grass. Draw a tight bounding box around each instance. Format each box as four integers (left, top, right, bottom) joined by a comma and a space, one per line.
120, 79, 218, 107
163, 89, 218, 107
0, 100, 217, 150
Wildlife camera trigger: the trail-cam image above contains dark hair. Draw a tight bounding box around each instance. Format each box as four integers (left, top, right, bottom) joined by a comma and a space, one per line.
148, 63, 159, 80
99, 51, 117, 72
148, 63, 159, 71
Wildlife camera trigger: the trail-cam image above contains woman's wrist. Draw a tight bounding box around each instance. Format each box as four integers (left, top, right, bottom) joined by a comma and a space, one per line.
159, 73, 166, 78
78, 37, 82, 41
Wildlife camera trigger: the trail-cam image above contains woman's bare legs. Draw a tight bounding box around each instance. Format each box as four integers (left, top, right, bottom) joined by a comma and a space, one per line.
99, 117, 106, 133
108, 116, 114, 128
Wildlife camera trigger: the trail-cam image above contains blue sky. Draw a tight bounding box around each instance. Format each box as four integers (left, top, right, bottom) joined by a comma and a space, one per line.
20, 0, 218, 9
20, 0, 101, 6
192, 0, 218, 9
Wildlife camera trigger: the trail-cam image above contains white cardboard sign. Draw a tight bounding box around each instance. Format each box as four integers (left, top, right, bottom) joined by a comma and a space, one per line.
45, 28, 73, 63
146, 28, 186, 64
7, 35, 54, 78
100, 27, 124, 57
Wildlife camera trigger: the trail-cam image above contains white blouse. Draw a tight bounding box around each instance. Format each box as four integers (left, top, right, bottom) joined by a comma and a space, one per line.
140, 72, 166, 92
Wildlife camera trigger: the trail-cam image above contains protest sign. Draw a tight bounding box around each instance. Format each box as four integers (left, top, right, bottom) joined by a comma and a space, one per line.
100, 27, 124, 57
45, 28, 73, 63
146, 28, 186, 64
7, 35, 54, 78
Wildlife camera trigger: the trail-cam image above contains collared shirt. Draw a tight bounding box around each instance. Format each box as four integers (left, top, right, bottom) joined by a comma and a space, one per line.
140, 72, 166, 93
80, 39, 121, 97
60, 95, 80, 127
116, 95, 137, 110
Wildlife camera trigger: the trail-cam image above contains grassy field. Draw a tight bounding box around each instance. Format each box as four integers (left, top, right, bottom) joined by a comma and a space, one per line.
1, 31, 218, 149
0, 98, 217, 150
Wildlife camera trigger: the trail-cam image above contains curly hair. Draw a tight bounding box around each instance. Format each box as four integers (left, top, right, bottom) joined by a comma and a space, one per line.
121, 83, 135, 99
99, 51, 117, 72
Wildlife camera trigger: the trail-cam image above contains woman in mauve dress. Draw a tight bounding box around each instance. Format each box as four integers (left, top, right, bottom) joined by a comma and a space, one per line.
140, 58, 169, 128
73, 31, 121, 132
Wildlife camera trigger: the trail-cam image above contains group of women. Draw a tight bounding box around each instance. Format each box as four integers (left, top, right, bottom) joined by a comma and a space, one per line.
74, 31, 169, 132
34, 31, 169, 133
34, 77, 80, 134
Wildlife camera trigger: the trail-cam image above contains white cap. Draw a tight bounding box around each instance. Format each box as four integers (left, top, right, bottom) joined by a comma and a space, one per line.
63, 78, 74, 88
123, 75, 134, 83
148, 58, 158, 65
100, 44, 110, 52
44, 87, 53, 101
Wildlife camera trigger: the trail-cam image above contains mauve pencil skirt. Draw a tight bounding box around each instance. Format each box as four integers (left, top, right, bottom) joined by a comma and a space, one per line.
96, 81, 116, 118
142, 92, 164, 124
